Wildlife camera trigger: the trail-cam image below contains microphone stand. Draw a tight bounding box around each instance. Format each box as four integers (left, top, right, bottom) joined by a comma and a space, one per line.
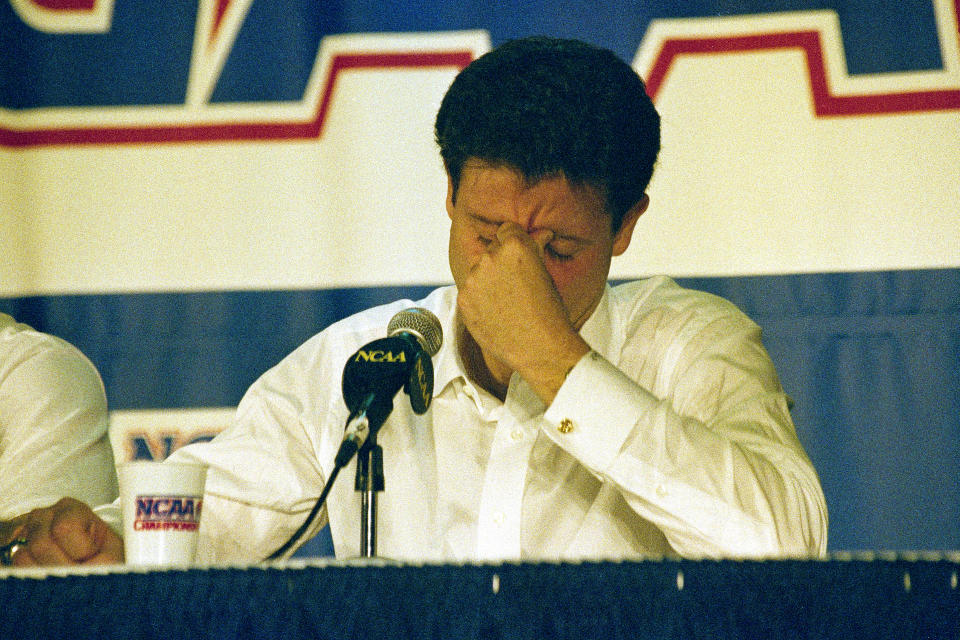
269, 308, 441, 561
355, 434, 384, 558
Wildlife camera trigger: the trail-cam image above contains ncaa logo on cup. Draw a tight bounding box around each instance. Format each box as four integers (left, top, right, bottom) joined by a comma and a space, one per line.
134, 496, 203, 531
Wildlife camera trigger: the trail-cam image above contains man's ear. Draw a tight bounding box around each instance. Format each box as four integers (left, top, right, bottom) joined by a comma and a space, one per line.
445, 174, 456, 219
611, 194, 649, 256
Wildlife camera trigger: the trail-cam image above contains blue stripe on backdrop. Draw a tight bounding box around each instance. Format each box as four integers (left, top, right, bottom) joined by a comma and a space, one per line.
1, 285, 436, 410
2, 268, 959, 551
679, 269, 960, 551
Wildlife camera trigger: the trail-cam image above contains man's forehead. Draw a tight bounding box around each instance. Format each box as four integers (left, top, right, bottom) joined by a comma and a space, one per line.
465, 209, 588, 243
458, 167, 607, 238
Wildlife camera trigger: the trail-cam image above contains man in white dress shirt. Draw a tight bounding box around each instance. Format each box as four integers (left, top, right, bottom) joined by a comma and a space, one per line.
0, 313, 119, 565
0, 36, 826, 566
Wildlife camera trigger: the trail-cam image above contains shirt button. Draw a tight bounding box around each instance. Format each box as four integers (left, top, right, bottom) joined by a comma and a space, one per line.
492, 511, 505, 526
656, 484, 668, 497
510, 429, 524, 441
558, 418, 574, 434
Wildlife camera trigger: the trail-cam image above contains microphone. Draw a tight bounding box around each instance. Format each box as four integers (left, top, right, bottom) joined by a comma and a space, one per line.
336, 307, 443, 467
269, 308, 443, 560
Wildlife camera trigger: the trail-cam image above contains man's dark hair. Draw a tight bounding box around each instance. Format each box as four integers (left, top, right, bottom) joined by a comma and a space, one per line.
435, 36, 661, 232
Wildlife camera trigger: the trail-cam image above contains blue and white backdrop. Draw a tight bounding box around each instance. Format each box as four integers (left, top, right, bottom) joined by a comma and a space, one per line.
1, 0, 958, 552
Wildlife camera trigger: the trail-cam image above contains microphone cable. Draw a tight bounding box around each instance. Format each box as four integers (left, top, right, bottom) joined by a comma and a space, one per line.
264, 405, 369, 561
264, 307, 441, 560
264, 467, 342, 561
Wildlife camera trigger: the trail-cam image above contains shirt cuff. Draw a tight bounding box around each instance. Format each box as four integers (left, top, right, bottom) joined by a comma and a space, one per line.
542, 350, 659, 474
93, 500, 123, 537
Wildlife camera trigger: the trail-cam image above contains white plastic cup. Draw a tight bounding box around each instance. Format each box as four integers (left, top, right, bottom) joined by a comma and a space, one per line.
118, 461, 208, 567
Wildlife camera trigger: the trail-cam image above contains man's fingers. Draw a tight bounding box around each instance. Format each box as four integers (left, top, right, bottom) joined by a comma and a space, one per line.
82, 525, 124, 565
494, 222, 554, 258
12, 508, 71, 566
75, 509, 124, 565
49, 498, 110, 561
1, 520, 29, 547
9, 545, 37, 567
528, 228, 555, 258
494, 220, 525, 244
5, 498, 115, 566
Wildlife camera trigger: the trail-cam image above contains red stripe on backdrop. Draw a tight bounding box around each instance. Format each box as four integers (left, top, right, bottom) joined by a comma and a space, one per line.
0, 51, 474, 147
645, 30, 960, 116
313, 52, 474, 137
210, 0, 231, 43
30, 0, 96, 8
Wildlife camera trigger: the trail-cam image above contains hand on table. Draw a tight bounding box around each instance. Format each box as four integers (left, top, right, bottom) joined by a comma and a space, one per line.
1, 497, 123, 567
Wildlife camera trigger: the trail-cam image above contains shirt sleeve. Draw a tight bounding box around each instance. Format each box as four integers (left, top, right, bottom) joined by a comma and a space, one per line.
95, 370, 334, 563
165, 336, 341, 564
542, 308, 828, 559
0, 338, 118, 520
